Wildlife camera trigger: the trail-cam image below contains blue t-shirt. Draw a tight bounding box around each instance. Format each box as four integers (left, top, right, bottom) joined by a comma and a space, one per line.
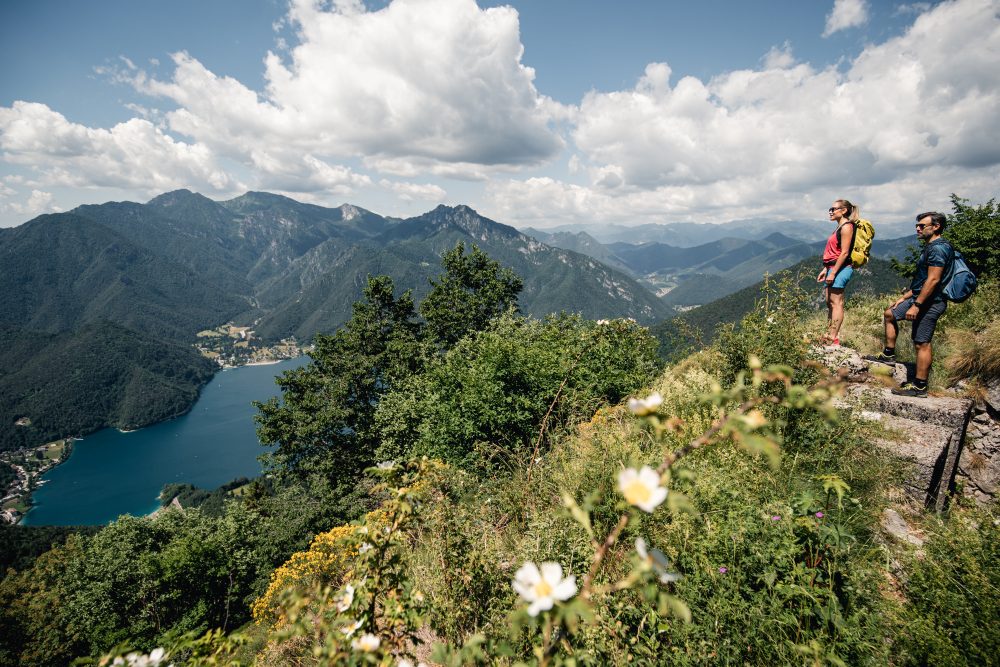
911, 238, 954, 304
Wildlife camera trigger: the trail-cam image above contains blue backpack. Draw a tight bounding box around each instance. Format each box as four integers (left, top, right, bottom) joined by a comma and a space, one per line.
942, 248, 978, 303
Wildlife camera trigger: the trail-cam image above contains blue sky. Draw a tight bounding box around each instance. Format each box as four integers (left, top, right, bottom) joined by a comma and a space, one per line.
1, 0, 997, 229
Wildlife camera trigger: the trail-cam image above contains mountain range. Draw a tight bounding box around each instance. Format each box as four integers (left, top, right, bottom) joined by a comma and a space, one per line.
524, 226, 918, 307
0, 191, 670, 449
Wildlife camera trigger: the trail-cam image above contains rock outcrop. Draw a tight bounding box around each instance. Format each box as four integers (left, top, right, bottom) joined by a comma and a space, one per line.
816, 344, 998, 509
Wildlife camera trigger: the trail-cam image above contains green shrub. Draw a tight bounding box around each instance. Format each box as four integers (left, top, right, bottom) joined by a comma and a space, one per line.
374, 313, 660, 472
715, 273, 812, 386
894, 507, 1000, 666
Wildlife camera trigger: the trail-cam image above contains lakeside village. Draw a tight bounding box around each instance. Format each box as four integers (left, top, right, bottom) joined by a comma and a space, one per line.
1, 437, 70, 524
1, 324, 304, 524
195, 323, 303, 368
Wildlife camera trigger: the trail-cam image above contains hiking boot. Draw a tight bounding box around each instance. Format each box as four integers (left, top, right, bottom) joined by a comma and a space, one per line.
891, 382, 928, 398
864, 352, 896, 364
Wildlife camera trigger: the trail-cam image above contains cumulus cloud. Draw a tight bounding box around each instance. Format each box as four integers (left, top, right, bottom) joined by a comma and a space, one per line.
555, 0, 999, 224
762, 42, 796, 69
134, 0, 565, 177
0, 101, 238, 193
823, 0, 870, 37
379, 178, 447, 201
0, 188, 60, 218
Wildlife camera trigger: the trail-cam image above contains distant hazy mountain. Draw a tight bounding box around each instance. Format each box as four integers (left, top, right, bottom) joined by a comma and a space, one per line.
530, 218, 917, 248
525, 223, 919, 309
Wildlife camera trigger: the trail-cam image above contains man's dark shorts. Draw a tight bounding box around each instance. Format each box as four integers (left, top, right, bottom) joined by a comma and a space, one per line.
890, 297, 947, 344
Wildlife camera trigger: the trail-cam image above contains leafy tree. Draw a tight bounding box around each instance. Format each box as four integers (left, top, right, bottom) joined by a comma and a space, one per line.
420, 242, 523, 348
375, 313, 659, 471
0, 534, 88, 667
891, 194, 1000, 278
255, 275, 424, 483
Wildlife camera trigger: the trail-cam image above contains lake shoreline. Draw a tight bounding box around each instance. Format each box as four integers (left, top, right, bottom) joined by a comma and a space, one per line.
18, 357, 305, 527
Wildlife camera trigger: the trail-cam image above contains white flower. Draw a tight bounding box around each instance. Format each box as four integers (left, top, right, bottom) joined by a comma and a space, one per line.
512, 561, 577, 616
627, 392, 663, 416
336, 583, 355, 612
352, 633, 381, 652
341, 619, 363, 637
358, 542, 373, 554
618, 466, 668, 513
377, 460, 395, 470
635, 538, 681, 584
596, 319, 610, 325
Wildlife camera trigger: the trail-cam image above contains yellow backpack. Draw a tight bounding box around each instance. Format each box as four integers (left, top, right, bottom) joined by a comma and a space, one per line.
849, 219, 875, 266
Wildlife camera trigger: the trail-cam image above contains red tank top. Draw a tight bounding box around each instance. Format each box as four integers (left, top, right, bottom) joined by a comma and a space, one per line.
823, 222, 854, 265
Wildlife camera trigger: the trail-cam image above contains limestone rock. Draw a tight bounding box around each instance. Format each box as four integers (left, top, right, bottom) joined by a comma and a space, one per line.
881, 508, 925, 546
986, 378, 1000, 413
838, 384, 973, 510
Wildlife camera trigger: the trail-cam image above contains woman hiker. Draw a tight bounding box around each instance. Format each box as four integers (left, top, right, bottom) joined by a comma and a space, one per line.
816, 199, 859, 346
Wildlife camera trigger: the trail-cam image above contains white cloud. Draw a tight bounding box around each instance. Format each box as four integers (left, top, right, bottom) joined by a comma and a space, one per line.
0, 188, 60, 218
823, 0, 870, 37
134, 0, 565, 178
0, 101, 238, 193
556, 0, 999, 224
763, 42, 796, 69
379, 178, 447, 201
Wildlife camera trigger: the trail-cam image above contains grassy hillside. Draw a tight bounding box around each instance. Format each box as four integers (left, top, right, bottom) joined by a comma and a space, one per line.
653, 256, 907, 360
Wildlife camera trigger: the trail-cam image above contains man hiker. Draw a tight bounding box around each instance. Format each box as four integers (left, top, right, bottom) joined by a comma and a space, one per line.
867, 211, 954, 397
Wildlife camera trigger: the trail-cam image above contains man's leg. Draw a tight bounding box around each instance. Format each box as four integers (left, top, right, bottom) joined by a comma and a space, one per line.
891, 301, 944, 397
914, 342, 932, 382
884, 306, 898, 349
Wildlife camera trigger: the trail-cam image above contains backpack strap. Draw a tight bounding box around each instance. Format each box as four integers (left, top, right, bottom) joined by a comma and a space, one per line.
836, 221, 857, 261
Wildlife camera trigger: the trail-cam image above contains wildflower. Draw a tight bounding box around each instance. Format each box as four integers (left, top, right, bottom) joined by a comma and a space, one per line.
718, 566, 728, 574
336, 583, 355, 612
512, 561, 577, 616
358, 542, 374, 554
628, 392, 663, 416
771, 515, 781, 521
635, 538, 681, 583
618, 466, 668, 512
352, 633, 381, 652
341, 619, 363, 637
815, 511, 825, 519
376, 461, 395, 470
596, 319, 610, 325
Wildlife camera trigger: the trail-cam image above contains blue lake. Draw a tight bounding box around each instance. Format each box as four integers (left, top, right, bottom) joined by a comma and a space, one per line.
22, 357, 308, 526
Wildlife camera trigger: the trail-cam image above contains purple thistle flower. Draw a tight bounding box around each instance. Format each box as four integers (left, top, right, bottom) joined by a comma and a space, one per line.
718, 566, 728, 574
771, 515, 781, 521
815, 511, 824, 519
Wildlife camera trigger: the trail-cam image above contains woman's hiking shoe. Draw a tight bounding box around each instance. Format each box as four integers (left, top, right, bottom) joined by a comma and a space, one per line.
864, 352, 896, 364
891, 383, 928, 398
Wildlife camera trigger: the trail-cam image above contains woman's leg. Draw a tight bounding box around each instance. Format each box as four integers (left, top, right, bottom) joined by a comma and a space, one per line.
827, 288, 845, 341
